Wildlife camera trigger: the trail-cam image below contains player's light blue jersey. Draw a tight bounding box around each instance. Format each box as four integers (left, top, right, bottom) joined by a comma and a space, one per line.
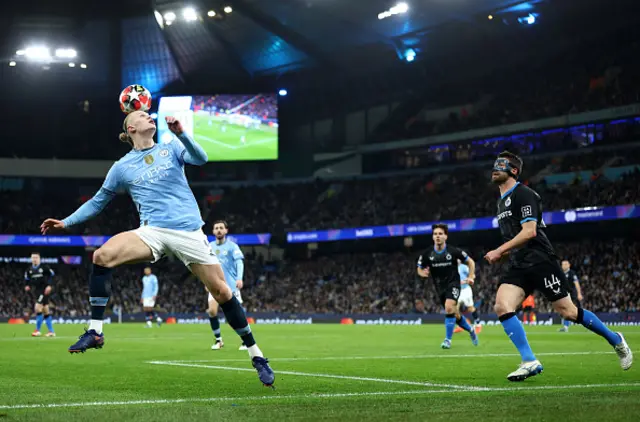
62, 133, 207, 231
142, 274, 159, 298
458, 263, 471, 289
213, 239, 244, 292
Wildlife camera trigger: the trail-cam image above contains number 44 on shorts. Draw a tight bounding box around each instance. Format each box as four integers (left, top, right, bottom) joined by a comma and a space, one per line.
544, 274, 563, 294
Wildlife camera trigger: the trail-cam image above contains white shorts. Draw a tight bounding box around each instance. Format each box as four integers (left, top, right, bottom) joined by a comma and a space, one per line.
457, 287, 474, 308
134, 226, 220, 267
208, 289, 243, 304
142, 297, 155, 308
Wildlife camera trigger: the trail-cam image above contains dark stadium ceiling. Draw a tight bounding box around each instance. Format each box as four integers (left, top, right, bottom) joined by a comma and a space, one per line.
3, 0, 637, 94
150, 0, 540, 76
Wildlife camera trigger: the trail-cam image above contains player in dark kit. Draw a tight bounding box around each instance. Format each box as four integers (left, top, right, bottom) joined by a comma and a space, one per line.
484, 151, 632, 381
559, 260, 583, 332
417, 223, 479, 349
24, 252, 56, 337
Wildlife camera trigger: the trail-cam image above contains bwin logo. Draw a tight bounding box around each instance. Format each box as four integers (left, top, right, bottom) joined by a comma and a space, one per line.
565, 210, 577, 222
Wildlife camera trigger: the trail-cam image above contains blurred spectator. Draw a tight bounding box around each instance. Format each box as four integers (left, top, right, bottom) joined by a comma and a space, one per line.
1, 239, 637, 317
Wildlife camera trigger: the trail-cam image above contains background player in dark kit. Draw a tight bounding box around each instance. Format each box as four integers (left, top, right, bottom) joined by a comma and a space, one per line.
417, 224, 478, 349
24, 252, 55, 337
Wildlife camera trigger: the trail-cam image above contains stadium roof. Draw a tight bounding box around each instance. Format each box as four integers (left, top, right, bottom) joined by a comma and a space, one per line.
148, 0, 540, 79
2, 0, 636, 95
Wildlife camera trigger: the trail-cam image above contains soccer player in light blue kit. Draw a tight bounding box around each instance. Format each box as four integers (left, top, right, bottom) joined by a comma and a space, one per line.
457, 261, 481, 331
141, 267, 162, 328
208, 220, 247, 351
40, 110, 274, 387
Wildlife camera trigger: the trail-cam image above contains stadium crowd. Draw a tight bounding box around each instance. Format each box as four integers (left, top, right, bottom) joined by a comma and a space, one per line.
375, 34, 640, 141
2, 143, 638, 236
1, 239, 637, 318
193, 94, 277, 120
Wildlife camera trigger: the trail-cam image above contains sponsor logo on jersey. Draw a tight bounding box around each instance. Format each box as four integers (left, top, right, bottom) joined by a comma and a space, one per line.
431, 262, 453, 267
132, 162, 173, 186
497, 210, 513, 220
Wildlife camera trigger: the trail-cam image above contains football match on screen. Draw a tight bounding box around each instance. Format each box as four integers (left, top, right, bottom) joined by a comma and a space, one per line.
2, 0, 640, 421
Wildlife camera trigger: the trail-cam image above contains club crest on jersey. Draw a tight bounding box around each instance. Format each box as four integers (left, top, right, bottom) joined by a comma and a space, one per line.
144, 154, 154, 165
505, 197, 511, 207
160, 149, 169, 157
446, 254, 452, 260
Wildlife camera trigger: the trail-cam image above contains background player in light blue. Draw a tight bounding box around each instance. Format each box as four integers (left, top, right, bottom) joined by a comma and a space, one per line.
208, 220, 247, 351
457, 260, 481, 332
141, 267, 162, 328
40, 111, 274, 387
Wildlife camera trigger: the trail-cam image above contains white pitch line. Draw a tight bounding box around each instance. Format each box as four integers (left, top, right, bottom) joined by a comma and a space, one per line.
0, 390, 451, 410
4, 382, 640, 411
195, 134, 237, 149
148, 361, 640, 394
195, 134, 276, 151
163, 350, 622, 363
147, 361, 482, 390
495, 382, 640, 392
239, 137, 277, 148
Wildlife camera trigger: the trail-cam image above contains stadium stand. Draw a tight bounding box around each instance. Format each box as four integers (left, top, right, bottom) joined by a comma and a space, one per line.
2, 239, 638, 317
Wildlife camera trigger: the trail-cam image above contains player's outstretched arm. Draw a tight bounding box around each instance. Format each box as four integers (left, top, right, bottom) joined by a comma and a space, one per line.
166, 116, 208, 165
41, 188, 116, 234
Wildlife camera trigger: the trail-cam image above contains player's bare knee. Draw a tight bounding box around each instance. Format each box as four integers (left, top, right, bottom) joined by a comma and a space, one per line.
555, 302, 578, 320
213, 285, 233, 303
445, 305, 457, 314
494, 301, 511, 316
93, 247, 117, 268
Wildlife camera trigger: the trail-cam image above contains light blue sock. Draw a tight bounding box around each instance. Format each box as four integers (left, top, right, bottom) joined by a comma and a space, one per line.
563, 319, 570, 328
45, 315, 54, 333
579, 309, 621, 346
445, 315, 456, 341
456, 316, 473, 332
500, 313, 536, 362
36, 313, 44, 331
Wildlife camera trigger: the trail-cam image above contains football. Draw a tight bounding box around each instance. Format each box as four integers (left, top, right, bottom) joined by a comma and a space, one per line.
119, 84, 152, 114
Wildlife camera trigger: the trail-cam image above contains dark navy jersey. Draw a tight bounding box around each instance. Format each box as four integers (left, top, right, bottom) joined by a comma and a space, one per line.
24, 265, 55, 289
564, 269, 580, 291
496, 182, 557, 268
417, 245, 469, 289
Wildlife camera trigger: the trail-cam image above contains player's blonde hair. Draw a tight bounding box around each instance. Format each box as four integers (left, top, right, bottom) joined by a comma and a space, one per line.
119, 113, 134, 146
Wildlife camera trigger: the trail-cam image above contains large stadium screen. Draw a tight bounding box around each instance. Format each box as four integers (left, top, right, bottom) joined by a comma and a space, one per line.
156, 94, 279, 161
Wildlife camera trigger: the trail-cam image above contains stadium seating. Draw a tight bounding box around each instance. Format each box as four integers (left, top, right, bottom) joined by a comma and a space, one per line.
2, 239, 637, 317
2, 146, 639, 236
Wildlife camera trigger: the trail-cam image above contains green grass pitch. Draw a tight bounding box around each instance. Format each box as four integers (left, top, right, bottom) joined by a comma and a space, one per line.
192, 114, 278, 162
1, 324, 639, 421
